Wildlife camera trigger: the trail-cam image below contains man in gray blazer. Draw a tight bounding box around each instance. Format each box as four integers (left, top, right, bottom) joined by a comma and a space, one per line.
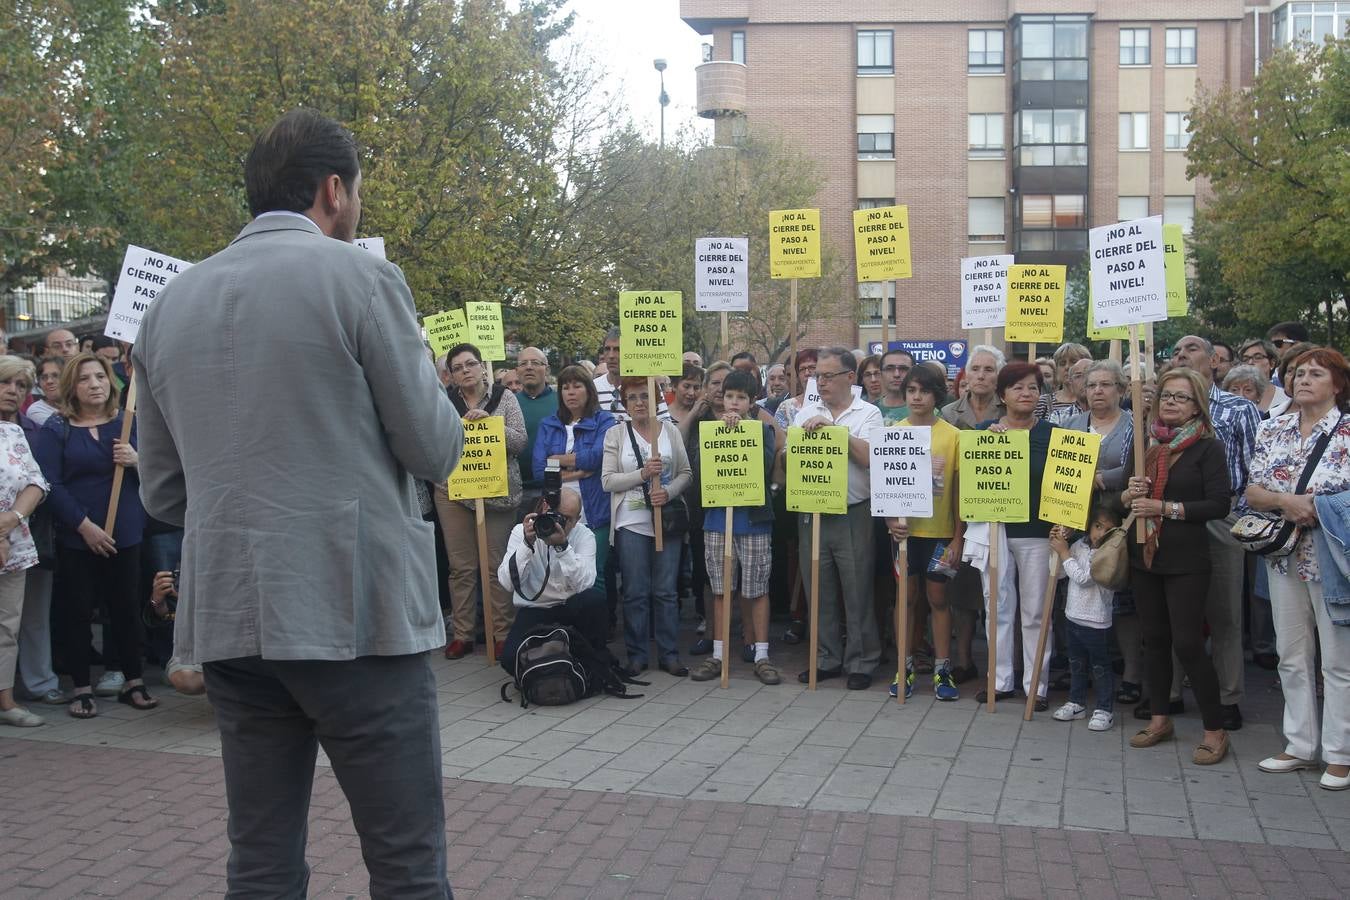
133, 109, 462, 899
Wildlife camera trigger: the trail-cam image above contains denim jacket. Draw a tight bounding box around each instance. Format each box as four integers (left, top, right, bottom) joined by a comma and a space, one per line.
533, 410, 616, 528
1313, 491, 1350, 626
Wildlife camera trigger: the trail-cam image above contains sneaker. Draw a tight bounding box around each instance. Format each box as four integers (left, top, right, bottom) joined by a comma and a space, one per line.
782, 619, 804, 644
753, 658, 782, 685
689, 638, 713, 656
1053, 701, 1087, 721
94, 671, 125, 697
933, 666, 959, 702
888, 667, 915, 699
696, 617, 707, 635
0, 706, 44, 727
1088, 710, 1114, 731
36, 689, 65, 705
741, 643, 754, 664
689, 657, 723, 682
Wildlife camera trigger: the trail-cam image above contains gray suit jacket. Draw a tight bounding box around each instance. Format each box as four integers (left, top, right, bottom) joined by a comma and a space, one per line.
133, 214, 462, 663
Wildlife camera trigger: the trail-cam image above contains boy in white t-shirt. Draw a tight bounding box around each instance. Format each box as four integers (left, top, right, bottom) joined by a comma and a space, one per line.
1049, 501, 1122, 732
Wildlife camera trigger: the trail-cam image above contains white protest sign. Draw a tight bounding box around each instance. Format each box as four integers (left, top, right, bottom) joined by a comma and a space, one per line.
106, 245, 193, 343
1089, 216, 1167, 328
695, 237, 749, 311
869, 426, 933, 518
354, 236, 386, 258
960, 254, 1012, 330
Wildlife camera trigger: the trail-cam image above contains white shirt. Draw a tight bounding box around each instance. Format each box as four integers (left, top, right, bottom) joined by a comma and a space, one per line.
614, 424, 672, 536
1061, 539, 1113, 629
497, 522, 597, 609
794, 393, 883, 505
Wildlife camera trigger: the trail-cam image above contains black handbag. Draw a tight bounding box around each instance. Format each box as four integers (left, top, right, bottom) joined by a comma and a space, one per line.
625, 422, 689, 539
1231, 414, 1342, 557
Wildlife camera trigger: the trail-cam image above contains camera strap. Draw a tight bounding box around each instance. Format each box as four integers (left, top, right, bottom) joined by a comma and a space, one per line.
508, 542, 552, 605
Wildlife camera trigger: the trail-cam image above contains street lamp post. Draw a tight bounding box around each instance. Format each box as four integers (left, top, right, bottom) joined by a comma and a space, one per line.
654, 58, 669, 149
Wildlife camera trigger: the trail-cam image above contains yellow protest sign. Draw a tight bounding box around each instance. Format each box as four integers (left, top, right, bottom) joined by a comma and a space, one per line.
768, 208, 821, 279
1164, 224, 1187, 317
446, 417, 509, 500
1087, 273, 1130, 339
465, 301, 505, 361
699, 421, 766, 508
1039, 428, 1102, 530
618, 291, 682, 376
1005, 265, 1066, 345
853, 204, 912, 282
424, 308, 467, 357
785, 425, 849, 514
958, 429, 1030, 523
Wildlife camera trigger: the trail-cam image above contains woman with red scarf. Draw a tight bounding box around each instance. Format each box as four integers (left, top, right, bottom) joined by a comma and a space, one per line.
1120, 368, 1232, 764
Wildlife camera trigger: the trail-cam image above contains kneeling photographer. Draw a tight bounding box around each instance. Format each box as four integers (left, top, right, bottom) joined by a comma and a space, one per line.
497, 487, 605, 675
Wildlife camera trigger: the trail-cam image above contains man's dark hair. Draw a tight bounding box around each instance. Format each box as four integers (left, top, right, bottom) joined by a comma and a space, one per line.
1212, 341, 1234, 361
245, 109, 359, 217
599, 327, 620, 355
1267, 321, 1309, 342
721, 370, 759, 398
900, 363, 948, 407
445, 342, 482, 363
819, 346, 856, 373
882, 348, 915, 367
730, 350, 757, 366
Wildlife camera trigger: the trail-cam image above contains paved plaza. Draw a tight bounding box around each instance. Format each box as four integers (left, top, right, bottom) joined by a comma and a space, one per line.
2, 638, 1348, 897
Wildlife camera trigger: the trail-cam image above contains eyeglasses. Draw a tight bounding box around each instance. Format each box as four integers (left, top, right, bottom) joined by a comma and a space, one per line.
624, 392, 650, 404
518, 359, 547, 368
882, 364, 911, 374
816, 370, 851, 383
1240, 353, 1269, 363
1157, 391, 1196, 404
449, 359, 481, 374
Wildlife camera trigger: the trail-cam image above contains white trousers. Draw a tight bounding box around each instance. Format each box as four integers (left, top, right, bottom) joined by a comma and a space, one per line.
1267, 563, 1350, 765
980, 536, 1053, 697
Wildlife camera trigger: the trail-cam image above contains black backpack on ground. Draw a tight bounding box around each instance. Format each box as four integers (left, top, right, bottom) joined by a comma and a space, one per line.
501, 624, 647, 708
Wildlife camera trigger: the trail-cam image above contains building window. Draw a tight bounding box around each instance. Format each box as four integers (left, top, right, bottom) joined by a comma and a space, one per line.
1020, 194, 1086, 228
1017, 15, 1088, 80
857, 115, 895, 159
860, 282, 895, 326
1165, 27, 1196, 65
1273, 2, 1350, 47
968, 114, 1005, 157
1164, 196, 1195, 233
968, 29, 1005, 73
731, 31, 745, 64
1164, 112, 1191, 149
1119, 28, 1151, 65
858, 198, 894, 210
1119, 112, 1149, 150
857, 30, 893, 75
968, 198, 1006, 241
1016, 108, 1086, 165
1118, 196, 1149, 221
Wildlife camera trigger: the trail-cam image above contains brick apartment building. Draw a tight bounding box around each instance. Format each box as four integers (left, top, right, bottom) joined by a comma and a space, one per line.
681, 1, 1340, 355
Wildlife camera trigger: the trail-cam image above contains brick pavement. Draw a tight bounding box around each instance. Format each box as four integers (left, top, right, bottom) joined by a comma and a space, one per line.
3, 736, 1349, 899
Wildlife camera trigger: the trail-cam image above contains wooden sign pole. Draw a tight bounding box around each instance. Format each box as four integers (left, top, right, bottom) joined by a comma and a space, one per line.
880, 283, 890, 355
982, 328, 993, 349
789, 279, 799, 396
1128, 324, 1146, 542
1144, 322, 1156, 381
807, 512, 821, 691
104, 378, 139, 535
1028, 342, 1037, 366
985, 523, 1000, 713
648, 375, 664, 551
1109, 340, 1122, 365
720, 508, 734, 689
894, 534, 908, 705
1022, 553, 1062, 720
476, 497, 496, 665
720, 311, 729, 360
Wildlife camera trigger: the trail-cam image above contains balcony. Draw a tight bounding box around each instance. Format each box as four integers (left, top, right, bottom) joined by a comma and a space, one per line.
695, 61, 748, 119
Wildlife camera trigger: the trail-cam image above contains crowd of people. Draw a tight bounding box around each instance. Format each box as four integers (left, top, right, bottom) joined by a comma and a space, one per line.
0, 316, 1344, 789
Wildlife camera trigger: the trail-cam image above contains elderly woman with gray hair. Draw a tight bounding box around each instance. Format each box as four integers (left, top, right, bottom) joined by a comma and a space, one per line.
1224, 364, 1290, 419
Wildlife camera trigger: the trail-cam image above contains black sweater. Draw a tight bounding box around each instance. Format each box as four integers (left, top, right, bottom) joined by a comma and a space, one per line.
1128, 437, 1231, 574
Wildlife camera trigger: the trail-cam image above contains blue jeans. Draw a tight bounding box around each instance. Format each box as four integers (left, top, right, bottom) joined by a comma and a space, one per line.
616, 527, 681, 666
1066, 620, 1115, 713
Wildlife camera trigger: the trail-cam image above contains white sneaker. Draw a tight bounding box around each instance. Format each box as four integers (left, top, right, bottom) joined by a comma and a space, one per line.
94, 671, 125, 697
1053, 701, 1086, 721
0, 706, 44, 727
1088, 709, 1114, 731
35, 689, 65, 705
696, 617, 707, 635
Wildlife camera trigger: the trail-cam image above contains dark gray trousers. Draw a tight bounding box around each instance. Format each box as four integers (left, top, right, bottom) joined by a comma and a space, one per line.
204, 653, 452, 899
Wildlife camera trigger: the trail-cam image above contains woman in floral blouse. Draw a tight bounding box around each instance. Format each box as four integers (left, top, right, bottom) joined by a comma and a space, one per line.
1245, 347, 1350, 791
0, 356, 49, 728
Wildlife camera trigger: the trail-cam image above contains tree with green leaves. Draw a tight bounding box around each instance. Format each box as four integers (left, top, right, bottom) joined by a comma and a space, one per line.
1186, 37, 1348, 348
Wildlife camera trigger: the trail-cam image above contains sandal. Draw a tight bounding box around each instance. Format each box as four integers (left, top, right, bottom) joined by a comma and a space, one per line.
68, 693, 97, 719
1116, 681, 1142, 704
117, 684, 159, 711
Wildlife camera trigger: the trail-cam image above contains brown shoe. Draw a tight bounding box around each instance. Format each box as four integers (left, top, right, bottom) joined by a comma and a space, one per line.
689, 658, 723, 682
444, 639, 474, 660
1129, 722, 1175, 748
1193, 732, 1230, 766
753, 658, 782, 685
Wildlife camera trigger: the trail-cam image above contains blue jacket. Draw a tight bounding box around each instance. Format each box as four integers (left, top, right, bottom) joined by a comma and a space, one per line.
1313, 491, 1350, 625
533, 410, 616, 528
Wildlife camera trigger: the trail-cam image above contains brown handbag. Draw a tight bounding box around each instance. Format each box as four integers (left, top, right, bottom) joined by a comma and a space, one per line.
1090, 512, 1138, 592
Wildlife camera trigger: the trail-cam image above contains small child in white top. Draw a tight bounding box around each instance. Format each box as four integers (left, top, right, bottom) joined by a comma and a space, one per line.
1049, 503, 1123, 732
